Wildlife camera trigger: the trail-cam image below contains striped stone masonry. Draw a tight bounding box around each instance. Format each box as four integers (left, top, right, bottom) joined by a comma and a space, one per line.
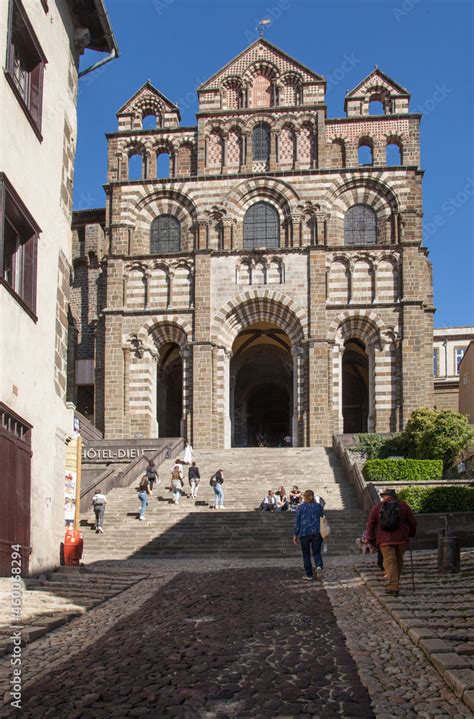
70, 39, 434, 447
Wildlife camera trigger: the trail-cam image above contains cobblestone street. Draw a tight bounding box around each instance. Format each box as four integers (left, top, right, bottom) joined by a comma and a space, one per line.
1, 555, 472, 718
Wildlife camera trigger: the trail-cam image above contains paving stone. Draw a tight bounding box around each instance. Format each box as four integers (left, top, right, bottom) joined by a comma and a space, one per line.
419, 637, 452, 654
443, 669, 474, 698
432, 652, 470, 673
407, 626, 437, 644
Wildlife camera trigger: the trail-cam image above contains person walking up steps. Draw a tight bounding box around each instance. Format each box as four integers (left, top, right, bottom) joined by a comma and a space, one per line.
183, 441, 193, 465
210, 469, 225, 509
91, 488, 107, 533
137, 475, 152, 521
170, 459, 184, 505
145, 460, 159, 491
293, 489, 325, 581
366, 488, 417, 596
188, 461, 200, 498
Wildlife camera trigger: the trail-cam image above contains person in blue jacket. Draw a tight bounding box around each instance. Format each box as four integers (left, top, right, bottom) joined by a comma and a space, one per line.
293, 489, 325, 580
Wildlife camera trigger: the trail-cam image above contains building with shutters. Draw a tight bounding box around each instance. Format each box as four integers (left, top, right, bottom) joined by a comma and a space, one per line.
70, 38, 435, 450
0, 0, 118, 574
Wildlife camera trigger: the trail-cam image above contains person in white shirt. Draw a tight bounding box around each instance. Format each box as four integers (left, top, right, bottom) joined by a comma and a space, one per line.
183, 442, 193, 464
91, 489, 107, 533
259, 490, 278, 512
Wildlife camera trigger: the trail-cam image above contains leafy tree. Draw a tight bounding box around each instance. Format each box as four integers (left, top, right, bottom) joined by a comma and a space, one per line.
416, 410, 473, 470
402, 408, 437, 457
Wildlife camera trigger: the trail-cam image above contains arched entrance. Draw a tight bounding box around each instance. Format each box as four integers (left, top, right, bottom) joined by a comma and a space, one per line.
156, 342, 182, 436
230, 322, 293, 446
342, 339, 369, 433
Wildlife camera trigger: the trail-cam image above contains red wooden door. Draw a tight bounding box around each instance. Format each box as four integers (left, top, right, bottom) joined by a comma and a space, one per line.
0, 404, 32, 576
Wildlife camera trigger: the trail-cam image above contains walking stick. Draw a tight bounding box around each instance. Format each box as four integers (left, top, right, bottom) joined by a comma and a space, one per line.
409, 538, 415, 592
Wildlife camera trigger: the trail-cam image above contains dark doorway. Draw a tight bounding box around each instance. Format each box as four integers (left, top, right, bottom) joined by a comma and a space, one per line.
231, 325, 293, 447
342, 339, 369, 433
247, 383, 290, 446
156, 343, 182, 437
76, 385, 94, 422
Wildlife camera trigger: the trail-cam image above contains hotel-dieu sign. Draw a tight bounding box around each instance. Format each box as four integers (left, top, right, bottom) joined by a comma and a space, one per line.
82, 444, 158, 463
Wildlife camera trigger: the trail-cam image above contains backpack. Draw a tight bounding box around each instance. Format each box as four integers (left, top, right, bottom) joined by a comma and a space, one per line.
379, 501, 400, 531
171, 466, 181, 482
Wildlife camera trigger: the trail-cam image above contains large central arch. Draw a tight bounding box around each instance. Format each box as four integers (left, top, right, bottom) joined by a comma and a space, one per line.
211, 290, 308, 447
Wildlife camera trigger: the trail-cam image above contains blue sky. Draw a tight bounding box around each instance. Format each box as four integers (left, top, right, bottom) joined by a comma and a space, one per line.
74, 0, 474, 328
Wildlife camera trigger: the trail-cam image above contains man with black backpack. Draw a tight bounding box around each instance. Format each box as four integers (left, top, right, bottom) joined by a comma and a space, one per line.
366, 488, 417, 596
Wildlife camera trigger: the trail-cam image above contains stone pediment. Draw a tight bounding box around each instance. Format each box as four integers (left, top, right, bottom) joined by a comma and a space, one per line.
345, 68, 410, 100
117, 81, 179, 117
198, 38, 324, 90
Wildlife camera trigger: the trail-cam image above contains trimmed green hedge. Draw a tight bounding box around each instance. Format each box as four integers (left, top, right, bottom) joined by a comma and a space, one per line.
362, 458, 443, 483
398, 486, 474, 513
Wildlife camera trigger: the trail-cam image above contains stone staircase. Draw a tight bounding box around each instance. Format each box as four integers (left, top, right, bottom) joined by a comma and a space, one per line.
0, 567, 146, 656
80, 448, 367, 562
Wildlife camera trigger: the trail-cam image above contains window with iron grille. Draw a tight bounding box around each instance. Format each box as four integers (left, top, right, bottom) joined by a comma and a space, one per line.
5, 0, 47, 139
344, 204, 377, 245
252, 123, 271, 162
0, 173, 39, 318
243, 202, 279, 250
150, 215, 181, 254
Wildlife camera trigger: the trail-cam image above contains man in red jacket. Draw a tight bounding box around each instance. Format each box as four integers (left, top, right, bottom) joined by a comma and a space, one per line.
366, 488, 417, 596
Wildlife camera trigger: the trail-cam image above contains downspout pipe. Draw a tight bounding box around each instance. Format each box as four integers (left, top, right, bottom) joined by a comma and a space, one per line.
79, 48, 117, 79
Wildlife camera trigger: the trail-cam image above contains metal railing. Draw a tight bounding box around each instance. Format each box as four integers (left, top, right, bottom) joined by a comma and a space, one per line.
80, 437, 184, 512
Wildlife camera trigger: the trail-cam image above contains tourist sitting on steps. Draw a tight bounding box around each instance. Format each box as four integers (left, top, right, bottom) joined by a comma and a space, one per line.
91, 488, 107, 533
188, 461, 200, 498
259, 490, 278, 511
276, 486, 289, 512
170, 459, 184, 505
137, 475, 152, 521
289, 486, 303, 510
210, 469, 225, 509
293, 489, 325, 581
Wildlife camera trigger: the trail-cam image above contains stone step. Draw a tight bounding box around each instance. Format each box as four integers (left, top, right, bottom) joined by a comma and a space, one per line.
81, 447, 366, 561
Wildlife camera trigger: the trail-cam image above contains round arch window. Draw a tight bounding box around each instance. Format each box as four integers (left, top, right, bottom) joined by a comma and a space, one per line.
150, 215, 181, 254
344, 204, 377, 245
243, 202, 280, 250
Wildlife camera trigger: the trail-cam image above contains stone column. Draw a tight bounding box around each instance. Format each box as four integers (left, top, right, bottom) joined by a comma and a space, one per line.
181, 346, 192, 442
167, 271, 173, 309
146, 151, 156, 179
241, 131, 250, 172
144, 270, 152, 309
316, 213, 328, 245
212, 347, 232, 448
192, 252, 214, 447
197, 219, 209, 251
374, 337, 399, 433
308, 340, 333, 446
192, 343, 214, 447
222, 218, 233, 251
291, 212, 303, 248
269, 130, 278, 172
291, 345, 304, 446
367, 344, 376, 432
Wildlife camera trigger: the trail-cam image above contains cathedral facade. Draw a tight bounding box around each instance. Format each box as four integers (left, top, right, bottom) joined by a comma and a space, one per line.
71, 39, 434, 448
